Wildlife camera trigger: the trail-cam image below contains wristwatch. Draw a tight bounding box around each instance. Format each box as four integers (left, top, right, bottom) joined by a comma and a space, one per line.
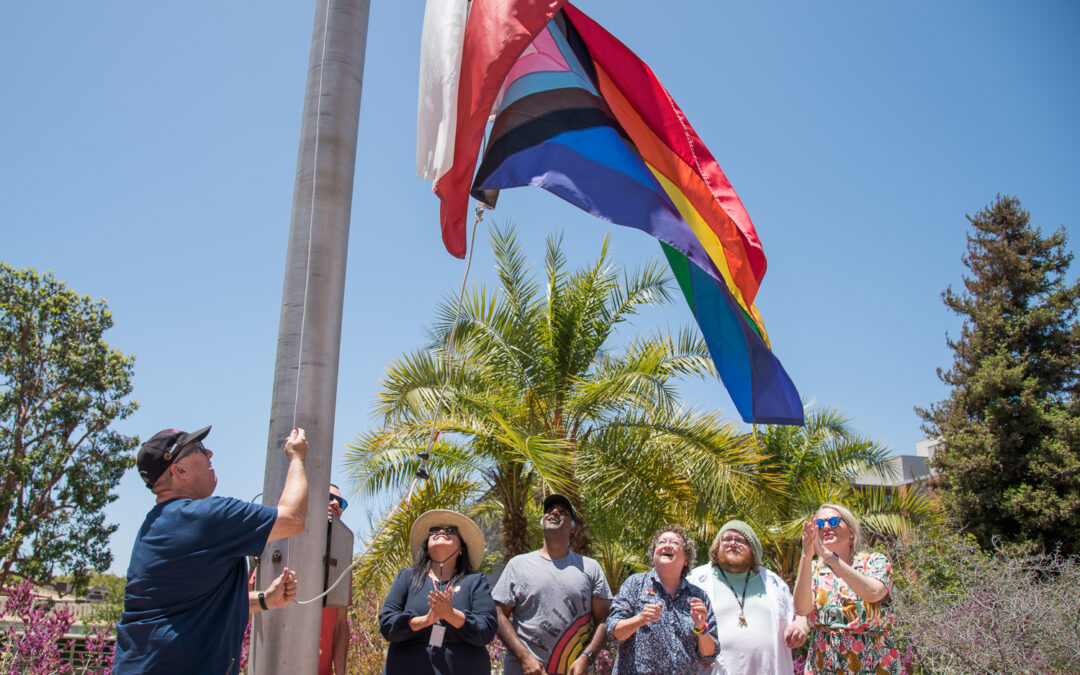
582, 650, 595, 665
258, 591, 268, 610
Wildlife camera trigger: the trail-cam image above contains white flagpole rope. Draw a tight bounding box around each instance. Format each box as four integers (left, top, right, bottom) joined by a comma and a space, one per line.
291, 0, 334, 429
297, 204, 486, 605
280, 0, 334, 582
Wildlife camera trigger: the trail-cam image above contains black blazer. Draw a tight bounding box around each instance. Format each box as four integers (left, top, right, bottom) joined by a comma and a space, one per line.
379, 568, 498, 674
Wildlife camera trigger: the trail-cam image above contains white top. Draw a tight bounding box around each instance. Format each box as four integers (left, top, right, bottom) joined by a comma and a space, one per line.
688, 563, 795, 675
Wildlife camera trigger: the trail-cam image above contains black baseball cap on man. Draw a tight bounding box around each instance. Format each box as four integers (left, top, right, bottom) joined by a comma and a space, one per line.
137, 426, 211, 489
543, 494, 578, 522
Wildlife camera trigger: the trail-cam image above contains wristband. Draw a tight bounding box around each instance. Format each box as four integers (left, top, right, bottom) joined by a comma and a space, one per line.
692, 623, 708, 635
258, 591, 268, 610
582, 650, 595, 664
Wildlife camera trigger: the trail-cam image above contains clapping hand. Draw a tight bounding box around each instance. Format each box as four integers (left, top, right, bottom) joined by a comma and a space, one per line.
801, 520, 827, 559
689, 597, 708, 631
639, 602, 663, 625
427, 587, 454, 622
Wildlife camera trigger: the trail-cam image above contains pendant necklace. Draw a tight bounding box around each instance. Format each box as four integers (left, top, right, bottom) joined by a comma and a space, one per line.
717, 568, 750, 628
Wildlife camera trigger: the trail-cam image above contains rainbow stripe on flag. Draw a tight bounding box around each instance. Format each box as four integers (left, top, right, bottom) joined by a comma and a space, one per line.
469, 6, 802, 424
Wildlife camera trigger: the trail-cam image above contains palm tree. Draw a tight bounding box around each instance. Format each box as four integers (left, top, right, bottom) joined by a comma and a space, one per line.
344, 225, 779, 588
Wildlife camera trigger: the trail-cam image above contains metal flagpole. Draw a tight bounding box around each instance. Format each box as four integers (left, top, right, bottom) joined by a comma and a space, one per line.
251, 0, 369, 672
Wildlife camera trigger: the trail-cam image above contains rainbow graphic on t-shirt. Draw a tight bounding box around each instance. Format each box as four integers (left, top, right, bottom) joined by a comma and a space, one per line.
545, 614, 592, 674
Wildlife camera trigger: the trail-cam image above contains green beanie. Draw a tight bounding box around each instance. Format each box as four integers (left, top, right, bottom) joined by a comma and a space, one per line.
714, 519, 762, 567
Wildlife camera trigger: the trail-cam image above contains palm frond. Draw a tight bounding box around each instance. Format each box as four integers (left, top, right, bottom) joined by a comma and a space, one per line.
848, 484, 943, 538
352, 469, 482, 592
485, 410, 577, 495
603, 259, 673, 329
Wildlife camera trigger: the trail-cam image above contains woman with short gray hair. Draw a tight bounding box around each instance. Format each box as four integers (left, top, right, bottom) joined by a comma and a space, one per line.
607, 525, 718, 674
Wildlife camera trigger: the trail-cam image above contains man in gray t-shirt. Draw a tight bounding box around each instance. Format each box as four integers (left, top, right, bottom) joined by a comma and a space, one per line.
493, 495, 612, 675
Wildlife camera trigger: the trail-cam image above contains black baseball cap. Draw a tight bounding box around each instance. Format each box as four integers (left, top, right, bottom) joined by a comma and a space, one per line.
543, 494, 578, 521
137, 425, 211, 489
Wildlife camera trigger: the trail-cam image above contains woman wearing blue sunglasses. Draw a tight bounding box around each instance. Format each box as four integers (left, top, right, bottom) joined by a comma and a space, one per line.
792, 503, 899, 674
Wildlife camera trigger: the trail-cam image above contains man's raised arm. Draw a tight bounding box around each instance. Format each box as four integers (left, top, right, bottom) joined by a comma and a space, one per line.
268, 427, 308, 542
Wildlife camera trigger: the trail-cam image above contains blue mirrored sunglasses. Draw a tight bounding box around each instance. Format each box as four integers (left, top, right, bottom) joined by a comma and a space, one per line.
330, 494, 348, 512
815, 516, 842, 529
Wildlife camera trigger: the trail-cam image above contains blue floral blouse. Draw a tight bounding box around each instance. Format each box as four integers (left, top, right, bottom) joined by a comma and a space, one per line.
606, 570, 719, 675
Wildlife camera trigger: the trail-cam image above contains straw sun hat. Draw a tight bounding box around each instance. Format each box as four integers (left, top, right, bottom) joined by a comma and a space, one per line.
409, 510, 486, 570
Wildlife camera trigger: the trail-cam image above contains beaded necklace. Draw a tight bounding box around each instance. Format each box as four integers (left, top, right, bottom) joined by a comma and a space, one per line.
717, 567, 750, 628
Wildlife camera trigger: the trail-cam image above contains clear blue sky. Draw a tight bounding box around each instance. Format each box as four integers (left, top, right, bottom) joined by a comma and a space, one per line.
2, 1, 1077, 576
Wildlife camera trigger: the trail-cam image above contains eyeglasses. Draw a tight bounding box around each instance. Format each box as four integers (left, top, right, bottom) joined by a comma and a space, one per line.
330, 494, 349, 512
655, 538, 684, 547
428, 526, 459, 537
816, 517, 843, 530
175, 441, 209, 463
720, 535, 749, 547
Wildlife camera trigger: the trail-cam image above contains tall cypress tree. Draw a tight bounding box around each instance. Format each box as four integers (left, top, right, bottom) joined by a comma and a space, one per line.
919, 195, 1080, 554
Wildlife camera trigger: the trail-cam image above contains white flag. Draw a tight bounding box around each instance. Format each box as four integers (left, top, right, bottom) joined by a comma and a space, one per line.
417, 0, 471, 182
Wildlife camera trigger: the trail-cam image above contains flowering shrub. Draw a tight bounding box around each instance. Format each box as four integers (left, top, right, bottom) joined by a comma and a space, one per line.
79, 625, 116, 673
487, 635, 507, 668
888, 524, 1080, 674
592, 648, 614, 674
346, 586, 388, 674
0, 580, 114, 674
239, 620, 252, 672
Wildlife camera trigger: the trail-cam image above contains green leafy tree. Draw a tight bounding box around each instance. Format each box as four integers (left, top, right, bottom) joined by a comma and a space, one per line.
0, 262, 138, 589
84, 571, 126, 625
53, 571, 127, 625
344, 226, 777, 588
918, 196, 1080, 554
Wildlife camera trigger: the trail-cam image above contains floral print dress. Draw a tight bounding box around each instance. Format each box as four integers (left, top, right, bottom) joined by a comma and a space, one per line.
805, 552, 901, 675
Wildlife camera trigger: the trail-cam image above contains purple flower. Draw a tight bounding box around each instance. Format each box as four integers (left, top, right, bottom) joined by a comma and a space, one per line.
1, 580, 116, 674
239, 621, 252, 671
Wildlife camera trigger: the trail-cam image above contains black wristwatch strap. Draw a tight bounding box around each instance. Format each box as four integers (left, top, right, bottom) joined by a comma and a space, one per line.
583, 650, 595, 664
258, 591, 268, 610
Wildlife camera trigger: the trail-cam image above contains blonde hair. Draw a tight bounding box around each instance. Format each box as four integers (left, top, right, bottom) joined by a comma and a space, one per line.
818, 503, 864, 554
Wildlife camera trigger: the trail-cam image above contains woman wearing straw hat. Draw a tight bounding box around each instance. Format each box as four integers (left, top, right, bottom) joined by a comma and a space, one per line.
379, 510, 497, 674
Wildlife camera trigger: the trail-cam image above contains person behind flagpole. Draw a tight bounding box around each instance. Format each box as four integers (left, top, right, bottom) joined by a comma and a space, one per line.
606, 525, 718, 675
379, 510, 497, 674
688, 519, 807, 674
317, 483, 350, 675
793, 503, 900, 674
